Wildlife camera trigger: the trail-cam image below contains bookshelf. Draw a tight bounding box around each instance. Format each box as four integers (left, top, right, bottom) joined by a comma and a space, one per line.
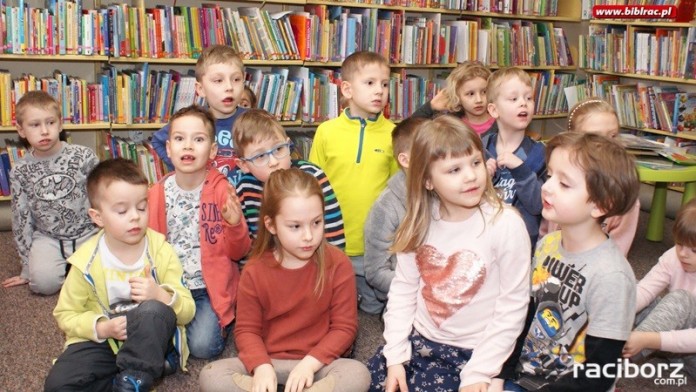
0, 0, 581, 214
580, 12, 696, 142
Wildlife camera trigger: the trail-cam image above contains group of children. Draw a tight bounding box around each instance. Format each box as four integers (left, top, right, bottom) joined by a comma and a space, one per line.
2, 44, 695, 392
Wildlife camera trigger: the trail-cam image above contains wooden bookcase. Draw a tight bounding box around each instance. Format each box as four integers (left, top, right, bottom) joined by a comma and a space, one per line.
0, 0, 581, 208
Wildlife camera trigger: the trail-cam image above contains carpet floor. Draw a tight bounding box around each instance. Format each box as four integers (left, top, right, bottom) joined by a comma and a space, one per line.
0, 210, 691, 391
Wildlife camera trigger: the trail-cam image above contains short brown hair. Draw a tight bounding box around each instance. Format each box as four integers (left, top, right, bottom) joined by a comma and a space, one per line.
15, 90, 61, 126
392, 117, 426, 158
444, 62, 492, 112
673, 198, 696, 248
195, 45, 244, 81
169, 105, 216, 139
568, 98, 617, 131
545, 132, 639, 220
341, 51, 389, 82
233, 109, 287, 157
486, 67, 532, 103
87, 158, 148, 209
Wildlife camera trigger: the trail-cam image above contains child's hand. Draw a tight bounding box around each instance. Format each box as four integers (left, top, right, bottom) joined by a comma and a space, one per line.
96, 316, 127, 340
285, 356, 321, 392
221, 184, 243, 226
622, 331, 660, 358
460, 382, 489, 392
385, 364, 408, 392
485, 158, 497, 177
129, 265, 168, 303
496, 152, 524, 170
2, 275, 28, 288
430, 90, 449, 112
252, 363, 277, 392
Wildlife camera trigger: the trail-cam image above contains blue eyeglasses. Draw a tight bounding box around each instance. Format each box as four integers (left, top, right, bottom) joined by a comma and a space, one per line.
240, 142, 294, 167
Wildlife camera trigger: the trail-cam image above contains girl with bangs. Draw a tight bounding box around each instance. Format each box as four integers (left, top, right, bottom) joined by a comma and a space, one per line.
200, 168, 369, 392
367, 115, 531, 392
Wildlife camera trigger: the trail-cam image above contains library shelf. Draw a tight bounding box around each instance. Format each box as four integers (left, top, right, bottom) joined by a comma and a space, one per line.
622, 125, 696, 142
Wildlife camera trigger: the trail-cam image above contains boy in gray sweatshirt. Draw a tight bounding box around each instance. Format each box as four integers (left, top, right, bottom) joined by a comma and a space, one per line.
363, 117, 427, 312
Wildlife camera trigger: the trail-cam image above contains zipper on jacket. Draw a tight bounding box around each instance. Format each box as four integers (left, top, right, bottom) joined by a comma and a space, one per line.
356, 119, 366, 163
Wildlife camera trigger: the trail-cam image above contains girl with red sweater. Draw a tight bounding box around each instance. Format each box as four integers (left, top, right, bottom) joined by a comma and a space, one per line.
199, 168, 370, 392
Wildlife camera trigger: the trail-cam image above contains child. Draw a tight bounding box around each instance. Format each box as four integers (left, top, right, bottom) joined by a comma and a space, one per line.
234, 108, 345, 248
147, 106, 252, 359
240, 86, 258, 109
151, 45, 248, 185
363, 116, 426, 311
482, 67, 546, 245
503, 132, 639, 391
309, 51, 399, 314
2, 90, 98, 295
540, 98, 639, 256
367, 115, 531, 391
568, 98, 620, 138
199, 168, 370, 392
411, 61, 496, 136
45, 158, 195, 392
622, 198, 696, 379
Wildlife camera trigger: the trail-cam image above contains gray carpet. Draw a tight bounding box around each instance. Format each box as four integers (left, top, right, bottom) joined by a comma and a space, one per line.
0, 210, 691, 391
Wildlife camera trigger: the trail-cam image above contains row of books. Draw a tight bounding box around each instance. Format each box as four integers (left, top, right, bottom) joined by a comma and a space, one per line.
101, 133, 168, 185
315, 0, 562, 16
0, 70, 110, 126
581, 25, 696, 79
0, 140, 27, 196
588, 74, 696, 134
0, 2, 303, 60
298, 5, 573, 66
529, 71, 576, 116
0, 1, 573, 66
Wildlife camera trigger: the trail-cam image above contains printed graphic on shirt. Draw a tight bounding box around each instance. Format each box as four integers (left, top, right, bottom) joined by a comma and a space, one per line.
520, 235, 589, 379
165, 178, 205, 289
415, 245, 486, 327
494, 174, 517, 203
211, 126, 240, 185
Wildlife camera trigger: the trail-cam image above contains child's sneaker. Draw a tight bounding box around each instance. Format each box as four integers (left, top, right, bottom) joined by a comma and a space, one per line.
163, 349, 179, 376
113, 370, 154, 392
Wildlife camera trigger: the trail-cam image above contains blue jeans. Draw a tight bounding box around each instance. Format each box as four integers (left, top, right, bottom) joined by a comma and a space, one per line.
187, 289, 230, 359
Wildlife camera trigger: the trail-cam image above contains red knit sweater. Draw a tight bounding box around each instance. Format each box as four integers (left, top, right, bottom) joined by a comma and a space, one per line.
235, 245, 358, 373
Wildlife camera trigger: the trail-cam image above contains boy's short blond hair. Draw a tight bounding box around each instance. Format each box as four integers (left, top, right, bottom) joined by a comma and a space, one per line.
341, 51, 389, 82
233, 109, 287, 157
444, 62, 491, 112
486, 67, 532, 103
87, 158, 148, 209
545, 132, 639, 220
392, 117, 426, 159
15, 90, 61, 126
195, 45, 244, 81
169, 105, 216, 139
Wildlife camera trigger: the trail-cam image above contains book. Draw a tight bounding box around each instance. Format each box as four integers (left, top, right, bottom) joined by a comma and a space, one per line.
659, 150, 696, 165
674, 93, 696, 133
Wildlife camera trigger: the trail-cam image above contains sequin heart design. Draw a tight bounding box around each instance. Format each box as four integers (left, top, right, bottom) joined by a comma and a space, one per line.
416, 245, 487, 327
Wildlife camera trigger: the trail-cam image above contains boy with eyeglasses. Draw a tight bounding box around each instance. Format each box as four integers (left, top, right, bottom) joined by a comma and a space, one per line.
234, 109, 345, 249
148, 106, 251, 360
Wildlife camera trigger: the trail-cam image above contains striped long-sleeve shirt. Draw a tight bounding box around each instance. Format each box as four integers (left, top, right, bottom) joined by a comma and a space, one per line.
236, 160, 345, 249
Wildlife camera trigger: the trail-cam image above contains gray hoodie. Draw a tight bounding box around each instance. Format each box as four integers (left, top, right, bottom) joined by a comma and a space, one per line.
363, 170, 407, 301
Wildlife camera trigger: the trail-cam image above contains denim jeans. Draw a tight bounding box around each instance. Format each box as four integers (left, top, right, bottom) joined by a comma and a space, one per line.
187, 288, 230, 359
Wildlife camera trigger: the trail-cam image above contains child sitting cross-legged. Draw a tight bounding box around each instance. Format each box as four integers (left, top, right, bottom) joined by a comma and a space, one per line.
622, 198, 696, 380
148, 105, 251, 359
200, 168, 370, 392
45, 158, 195, 392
